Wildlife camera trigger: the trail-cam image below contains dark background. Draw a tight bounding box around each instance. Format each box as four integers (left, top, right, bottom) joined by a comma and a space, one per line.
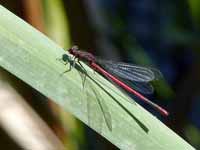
0, 0, 200, 149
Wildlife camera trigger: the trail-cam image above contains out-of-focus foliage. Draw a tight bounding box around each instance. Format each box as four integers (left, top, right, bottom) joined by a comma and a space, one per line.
188, 0, 200, 29
184, 123, 200, 149
42, 0, 85, 150
0, 0, 200, 149
83, 0, 200, 149
43, 0, 70, 47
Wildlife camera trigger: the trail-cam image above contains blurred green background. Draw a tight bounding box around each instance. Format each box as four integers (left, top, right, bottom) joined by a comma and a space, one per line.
0, 0, 200, 149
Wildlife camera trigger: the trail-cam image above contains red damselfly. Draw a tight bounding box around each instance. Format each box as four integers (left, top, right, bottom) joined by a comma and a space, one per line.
66, 45, 169, 116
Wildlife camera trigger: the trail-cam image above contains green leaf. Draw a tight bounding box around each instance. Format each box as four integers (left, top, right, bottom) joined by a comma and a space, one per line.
0, 6, 195, 150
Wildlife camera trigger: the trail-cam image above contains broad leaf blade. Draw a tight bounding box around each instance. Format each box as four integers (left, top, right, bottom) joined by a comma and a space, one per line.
0, 6, 195, 150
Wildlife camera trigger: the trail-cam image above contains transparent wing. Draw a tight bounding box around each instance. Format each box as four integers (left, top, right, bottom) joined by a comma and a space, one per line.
124, 81, 154, 94
78, 66, 112, 132
86, 81, 112, 131
95, 93, 112, 131
97, 60, 162, 82
86, 91, 103, 133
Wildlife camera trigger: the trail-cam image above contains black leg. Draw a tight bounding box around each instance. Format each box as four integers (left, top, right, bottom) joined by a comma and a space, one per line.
60, 65, 72, 76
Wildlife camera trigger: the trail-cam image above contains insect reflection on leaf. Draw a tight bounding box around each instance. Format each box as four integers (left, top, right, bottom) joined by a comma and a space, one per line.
78, 67, 112, 132
60, 54, 149, 133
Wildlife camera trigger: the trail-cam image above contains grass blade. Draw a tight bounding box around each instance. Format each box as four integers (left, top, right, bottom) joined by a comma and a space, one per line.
0, 6, 195, 150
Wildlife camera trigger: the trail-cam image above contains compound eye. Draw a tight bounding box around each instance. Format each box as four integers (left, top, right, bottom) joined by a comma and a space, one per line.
62, 54, 68, 61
